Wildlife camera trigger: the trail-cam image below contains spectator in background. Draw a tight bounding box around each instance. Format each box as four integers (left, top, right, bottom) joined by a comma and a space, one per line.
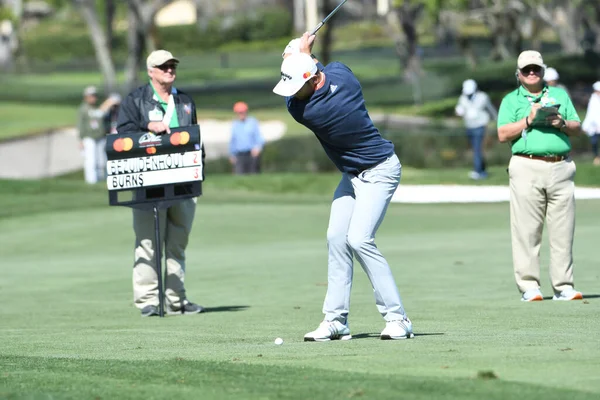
229, 101, 264, 174
455, 79, 498, 180
543, 67, 570, 96
77, 86, 120, 184
0, 20, 17, 72
582, 81, 600, 166
104, 93, 122, 135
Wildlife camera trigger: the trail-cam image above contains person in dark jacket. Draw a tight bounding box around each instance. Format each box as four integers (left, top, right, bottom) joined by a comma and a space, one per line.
117, 49, 204, 317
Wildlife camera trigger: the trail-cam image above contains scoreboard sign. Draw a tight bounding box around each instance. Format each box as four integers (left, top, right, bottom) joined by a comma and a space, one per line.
105, 125, 203, 207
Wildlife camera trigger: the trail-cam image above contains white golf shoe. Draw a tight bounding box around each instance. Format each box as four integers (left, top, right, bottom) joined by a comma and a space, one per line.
380, 317, 414, 340
304, 320, 352, 342
552, 288, 583, 301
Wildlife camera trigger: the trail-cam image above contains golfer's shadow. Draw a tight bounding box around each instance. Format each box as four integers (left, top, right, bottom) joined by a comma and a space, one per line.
542, 294, 600, 301
204, 305, 250, 313
352, 332, 444, 339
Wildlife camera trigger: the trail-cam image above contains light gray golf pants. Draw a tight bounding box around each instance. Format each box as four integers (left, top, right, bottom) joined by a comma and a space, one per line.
323, 154, 406, 323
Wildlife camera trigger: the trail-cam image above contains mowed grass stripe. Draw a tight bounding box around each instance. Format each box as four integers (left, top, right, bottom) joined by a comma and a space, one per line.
0, 355, 597, 400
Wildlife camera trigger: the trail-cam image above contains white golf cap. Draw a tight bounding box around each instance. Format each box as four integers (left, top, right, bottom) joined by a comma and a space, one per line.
83, 85, 97, 96
517, 50, 544, 69
593, 81, 600, 92
146, 50, 179, 69
462, 79, 477, 95
282, 38, 301, 58
544, 67, 559, 82
273, 53, 318, 97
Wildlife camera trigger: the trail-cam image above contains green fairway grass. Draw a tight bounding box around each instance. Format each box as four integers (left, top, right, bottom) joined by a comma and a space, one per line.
0, 102, 77, 141
1, 176, 599, 399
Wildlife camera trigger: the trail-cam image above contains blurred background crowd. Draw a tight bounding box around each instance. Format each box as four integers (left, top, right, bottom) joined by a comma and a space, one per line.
0, 0, 599, 181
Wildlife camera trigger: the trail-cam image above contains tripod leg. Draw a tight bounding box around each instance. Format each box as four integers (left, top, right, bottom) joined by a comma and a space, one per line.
153, 204, 165, 317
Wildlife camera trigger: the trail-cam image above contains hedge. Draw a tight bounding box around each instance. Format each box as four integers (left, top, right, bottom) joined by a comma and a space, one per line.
205, 126, 596, 173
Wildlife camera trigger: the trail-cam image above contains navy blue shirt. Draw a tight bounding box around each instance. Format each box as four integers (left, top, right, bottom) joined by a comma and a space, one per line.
286, 61, 394, 174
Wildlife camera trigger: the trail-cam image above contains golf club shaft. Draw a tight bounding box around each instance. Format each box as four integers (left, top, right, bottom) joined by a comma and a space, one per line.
310, 0, 348, 35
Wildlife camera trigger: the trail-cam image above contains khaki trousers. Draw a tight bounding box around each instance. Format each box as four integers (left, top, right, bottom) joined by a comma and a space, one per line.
508, 155, 576, 295
132, 197, 197, 309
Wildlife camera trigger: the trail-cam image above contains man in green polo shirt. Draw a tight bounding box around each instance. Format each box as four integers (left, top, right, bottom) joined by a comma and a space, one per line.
497, 50, 583, 302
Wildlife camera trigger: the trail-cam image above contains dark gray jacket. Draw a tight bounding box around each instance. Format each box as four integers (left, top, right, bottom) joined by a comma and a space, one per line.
116, 83, 205, 182
116, 83, 197, 134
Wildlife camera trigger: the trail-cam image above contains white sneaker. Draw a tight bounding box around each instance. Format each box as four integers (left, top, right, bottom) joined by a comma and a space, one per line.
304, 320, 352, 342
521, 289, 544, 302
380, 317, 414, 340
553, 288, 583, 301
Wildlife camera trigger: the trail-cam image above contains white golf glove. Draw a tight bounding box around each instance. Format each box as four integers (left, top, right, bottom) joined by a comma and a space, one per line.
282, 38, 301, 59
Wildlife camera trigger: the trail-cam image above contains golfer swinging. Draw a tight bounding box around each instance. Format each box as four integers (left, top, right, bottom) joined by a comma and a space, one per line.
274, 33, 413, 341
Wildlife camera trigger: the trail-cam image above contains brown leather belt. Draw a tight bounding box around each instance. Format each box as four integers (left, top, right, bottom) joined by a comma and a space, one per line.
514, 154, 568, 162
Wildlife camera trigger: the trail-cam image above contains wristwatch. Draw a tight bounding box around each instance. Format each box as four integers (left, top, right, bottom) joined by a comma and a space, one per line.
559, 120, 567, 132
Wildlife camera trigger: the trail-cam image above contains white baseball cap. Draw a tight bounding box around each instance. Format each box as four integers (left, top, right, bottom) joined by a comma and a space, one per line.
273, 53, 318, 97
462, 79, 477, 95
146, 50, 179, 69
544, 67, 559, 82
593, 81, 600, 92
282, 38, 301, 59
83, 85, 97, 96
517, 50, 545, 69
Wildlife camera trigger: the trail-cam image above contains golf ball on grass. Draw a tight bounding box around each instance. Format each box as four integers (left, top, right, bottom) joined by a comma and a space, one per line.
274, 337, 284, 345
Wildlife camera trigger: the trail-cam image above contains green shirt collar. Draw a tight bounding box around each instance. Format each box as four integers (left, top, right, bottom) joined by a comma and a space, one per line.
149, 81, 177, 104
517, 84, 549, 102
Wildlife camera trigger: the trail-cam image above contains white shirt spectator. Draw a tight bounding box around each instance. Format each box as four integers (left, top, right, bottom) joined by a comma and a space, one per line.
455, 80, 498, 129
582, 82, 600, 137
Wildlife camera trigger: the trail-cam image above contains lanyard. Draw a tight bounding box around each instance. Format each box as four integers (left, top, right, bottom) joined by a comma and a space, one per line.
521, 85, 549, 140
162, 94, 175, 127
523, 85, 549, 106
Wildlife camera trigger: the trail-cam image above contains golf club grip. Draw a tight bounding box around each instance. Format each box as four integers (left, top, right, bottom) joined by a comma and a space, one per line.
309, 0, 347, 36
310, 22, 324, 36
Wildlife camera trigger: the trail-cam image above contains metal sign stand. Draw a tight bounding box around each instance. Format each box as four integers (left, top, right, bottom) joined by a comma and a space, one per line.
152, 203, 164, 317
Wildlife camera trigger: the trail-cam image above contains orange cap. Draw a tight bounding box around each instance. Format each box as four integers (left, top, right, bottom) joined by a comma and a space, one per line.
233, 101, 248, 113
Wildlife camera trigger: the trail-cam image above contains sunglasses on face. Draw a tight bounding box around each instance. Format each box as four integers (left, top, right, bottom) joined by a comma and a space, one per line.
156, 63, 178, 72
520, 65, 542, 75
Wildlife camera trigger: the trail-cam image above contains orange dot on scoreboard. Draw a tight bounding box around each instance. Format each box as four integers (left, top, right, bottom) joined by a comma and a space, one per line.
179, 131, 190, 145
170, 132, 181, 146
113, 138, 124, 152
146, 147, 157, 154
122, 137, 134, 151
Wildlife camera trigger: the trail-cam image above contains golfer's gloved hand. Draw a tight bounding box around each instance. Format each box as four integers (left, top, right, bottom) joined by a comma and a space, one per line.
282, 38, 301, 59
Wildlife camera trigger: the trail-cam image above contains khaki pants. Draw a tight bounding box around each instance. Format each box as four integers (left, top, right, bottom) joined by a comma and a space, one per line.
132, 198, 197, 309
508, 155, 576, 295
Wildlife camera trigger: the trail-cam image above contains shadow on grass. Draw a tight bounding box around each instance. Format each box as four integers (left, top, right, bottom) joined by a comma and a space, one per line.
352, 332, 445, 340
204, 305, 250, 313
542, 294, 600, 301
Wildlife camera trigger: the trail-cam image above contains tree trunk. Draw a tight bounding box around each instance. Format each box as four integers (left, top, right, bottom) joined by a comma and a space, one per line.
397, 3, 424, 79
320, 0, 335, 65
486, 10, 511, 61
123, 0, 172, 91
105, 0, 116, 51
293, 0, 305, 33
535, 4, 583, 55
77, 0, 117, 92
383, 8, 407, 76
555, 5, 582, 54
125, 3, 145, 92
457, 37, 477, 70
